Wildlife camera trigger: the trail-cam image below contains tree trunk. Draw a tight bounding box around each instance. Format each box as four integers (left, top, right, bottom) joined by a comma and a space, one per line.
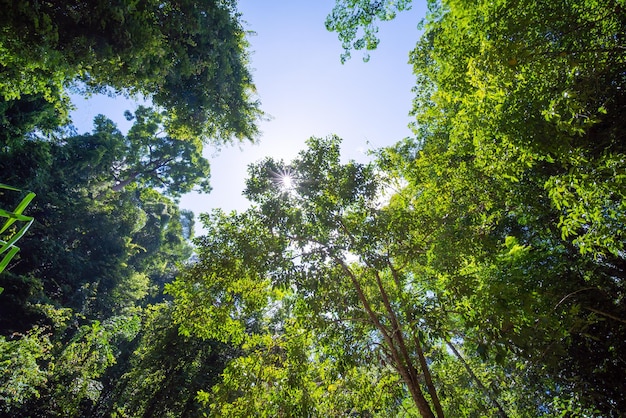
111, 172, 139, 192
336, 258, 436, 418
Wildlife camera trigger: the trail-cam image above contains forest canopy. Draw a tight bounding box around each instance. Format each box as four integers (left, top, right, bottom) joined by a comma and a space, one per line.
1, 0, 625, 416
0, 0, 262, 142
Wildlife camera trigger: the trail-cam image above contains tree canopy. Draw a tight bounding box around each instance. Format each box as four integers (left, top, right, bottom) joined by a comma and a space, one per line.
0, 0, 262, 142
1, 0, 625, 416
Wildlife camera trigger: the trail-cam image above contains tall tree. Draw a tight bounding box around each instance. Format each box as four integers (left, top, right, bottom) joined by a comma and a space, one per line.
329, 0, 625, 413
0, 111, 200, 415
0, 109, 199, 326
61, 107, 212, 198
169, 137, 452, 417
0, 0, 262, 142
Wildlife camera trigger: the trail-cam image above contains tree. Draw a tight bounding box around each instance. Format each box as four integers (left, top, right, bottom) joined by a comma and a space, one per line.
61, 107, 212, 198
408, 0, 626, 258
0, 104, 200, 416
93, 304, 234, 418
328, 0, 626, 413
0, 0, 262, 142
204, 317, 410, 417
384, 0, 625, 413
0, 107, 198, 326
169, 136, 453, 417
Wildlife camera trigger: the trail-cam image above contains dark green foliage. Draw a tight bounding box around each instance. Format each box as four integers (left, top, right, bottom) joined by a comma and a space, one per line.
2, 0, 625, 415
98, 304, 235, 418
384, 0, 626, 414
0, 1, 255, 414
0, 119, 198, 320
0, 0, 262, 142
0, 107, 209, 414
0, 94, 67, 147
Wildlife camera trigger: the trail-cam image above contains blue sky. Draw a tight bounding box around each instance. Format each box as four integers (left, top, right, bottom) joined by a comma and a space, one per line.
71, 1, 426, 226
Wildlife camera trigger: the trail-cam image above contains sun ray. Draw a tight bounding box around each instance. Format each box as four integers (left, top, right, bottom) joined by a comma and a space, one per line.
280, 173, 294, 190
269, 166, 298, 194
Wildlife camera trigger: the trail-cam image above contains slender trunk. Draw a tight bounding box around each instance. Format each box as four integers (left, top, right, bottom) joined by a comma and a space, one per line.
372, 270, 436, 418
446, 341, 508, 418
336, 258, 435, 418
414, 334, 445, 418
583, 306, 626, 324
388, 263, 445, 418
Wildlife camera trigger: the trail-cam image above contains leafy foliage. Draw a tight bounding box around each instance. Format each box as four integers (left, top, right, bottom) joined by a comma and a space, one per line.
326, 0, 413, 62
388, 0, 626, 413
2, 0, 626, 415
0, 326, 51, 411
0, 103, 203, 415
0, 0, 262, 142
169, 137, 448, 416
99, 304, 233, 418
0, 183, 35, 286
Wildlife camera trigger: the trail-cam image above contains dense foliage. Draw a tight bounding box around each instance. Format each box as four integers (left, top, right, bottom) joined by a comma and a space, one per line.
0, 98, 207, 414
0, 0, 262, 142
1, 0, 625, 416
0, 2, 254, 414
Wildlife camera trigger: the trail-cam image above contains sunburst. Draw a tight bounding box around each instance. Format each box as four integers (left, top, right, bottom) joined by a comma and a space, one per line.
279, 173, 294, 190
271, 166, 297, 193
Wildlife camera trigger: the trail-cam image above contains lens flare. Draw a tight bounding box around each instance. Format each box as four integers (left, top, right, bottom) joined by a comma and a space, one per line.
280, 174, 294, 190
270, 166, 297, 194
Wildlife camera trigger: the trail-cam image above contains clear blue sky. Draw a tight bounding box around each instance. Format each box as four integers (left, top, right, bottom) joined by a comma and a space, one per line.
71, 1, 426, 227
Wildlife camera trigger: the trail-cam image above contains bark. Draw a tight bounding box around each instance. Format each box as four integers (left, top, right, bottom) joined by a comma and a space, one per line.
335, 258, 435, 418
372, 269, 436, 418
415, 334, 445, 418
111, 172, 139, 192
388, 263, 445, 418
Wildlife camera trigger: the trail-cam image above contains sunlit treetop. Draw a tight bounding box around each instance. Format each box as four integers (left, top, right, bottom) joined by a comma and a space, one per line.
0, 0, 263, 143
326, 0, 413, 63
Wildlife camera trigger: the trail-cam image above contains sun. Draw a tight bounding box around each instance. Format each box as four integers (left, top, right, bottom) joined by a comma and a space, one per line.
271, 166, 297, 193
279, 173, 294, 191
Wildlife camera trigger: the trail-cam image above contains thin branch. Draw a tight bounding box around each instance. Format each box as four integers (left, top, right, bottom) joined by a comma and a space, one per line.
446, 340, 508, 418
584, 306, 626, 324
388, 261, 444, 418
553, 287, 597, 310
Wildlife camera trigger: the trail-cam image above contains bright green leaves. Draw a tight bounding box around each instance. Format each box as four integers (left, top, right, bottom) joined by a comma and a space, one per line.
171, 137, 450, 416
34, 313, 141, 416
326, 0, 413, 62
0, 184, 35, 284
412, 0, 626, 168
166, 268, 270, 345
166, 209, 284, 345
0, 309, 141, 416
546, 152, 626, 256
206, 319, 408, 417
371, 0, 626, 412
207, 324, 317, 418
0, 327, 51, 410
